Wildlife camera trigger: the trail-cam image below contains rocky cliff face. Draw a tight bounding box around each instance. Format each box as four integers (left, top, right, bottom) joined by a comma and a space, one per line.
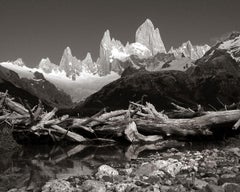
169, 41, 210, 60
0, 65, 73, 109
30, 19, 212, 78
39, 58, 59, 73
135, 19, 166, 55
59, 47, 82, 80
12, 58, 25, 67
82, 52, 98, 74
69, 33, 240, 116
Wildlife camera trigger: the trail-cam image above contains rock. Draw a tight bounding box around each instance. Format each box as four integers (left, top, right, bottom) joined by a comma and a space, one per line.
202, 177, 218, 185
154, 158, 183, 177
115, 183, 139, 192
59, 47, 82, 79
42, 179, 75, 192
81, 180, 106, 192
205, 160, 217, 169
73, 33, 240, 116
218, 174, 240, 185
204, 184, 224, 192
82, 52, 98, 74
39, 58, 59, 74
124, 168, 133, 175
159, 185, 171, 192
133, 162, 158, 177
7, 188, 26, 192
194, 178, 208, 190
95, 165, 119, 180
169, 41, 210, 60
221, 174, 237, 179
222, 183, 240, 192
226, 147, 240, 157
136, 19, 166, 55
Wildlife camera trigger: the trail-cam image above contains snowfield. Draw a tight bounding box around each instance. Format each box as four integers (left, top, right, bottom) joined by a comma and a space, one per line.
219, 35, 240, 62
0, 62, 120, 102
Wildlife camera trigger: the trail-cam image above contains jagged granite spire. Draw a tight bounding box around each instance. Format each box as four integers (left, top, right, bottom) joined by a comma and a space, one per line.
97, 30, 113, 76
82, 52, 97, 74
169, 41, 210, 60
135, 19, 166, 55
13, 58, 24, 66
59, 46, 81, 80
39, 58, 59, 73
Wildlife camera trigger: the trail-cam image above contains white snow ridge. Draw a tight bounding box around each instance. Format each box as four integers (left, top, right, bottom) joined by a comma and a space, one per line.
219, 34, 240, 62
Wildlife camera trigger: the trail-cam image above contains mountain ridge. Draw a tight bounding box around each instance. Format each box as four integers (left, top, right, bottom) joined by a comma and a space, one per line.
1, 19, 210, 80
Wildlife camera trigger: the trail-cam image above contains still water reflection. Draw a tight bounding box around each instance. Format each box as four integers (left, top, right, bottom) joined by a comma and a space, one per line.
0, 141, 182, 191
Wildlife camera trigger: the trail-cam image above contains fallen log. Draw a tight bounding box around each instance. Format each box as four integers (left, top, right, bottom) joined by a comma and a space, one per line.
124, 121, 163, 143
51, 125, 86, 143
1, 90, 240, 145
4, 98, 29, 116
95, 110, 240, 139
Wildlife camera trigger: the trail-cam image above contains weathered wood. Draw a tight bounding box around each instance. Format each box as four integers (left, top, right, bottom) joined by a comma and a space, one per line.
125, 140, 185, 160
51, 125, 86, 143
233, 118, 240, 130
124, 121, 163, 143
78, 108, 106, 126
137, 110, 240, 136
4, 98, 29, 116
95, 110, 240, 139
2, 90, 239, 145
89, 110, 128, 127
0, 90, 8, 107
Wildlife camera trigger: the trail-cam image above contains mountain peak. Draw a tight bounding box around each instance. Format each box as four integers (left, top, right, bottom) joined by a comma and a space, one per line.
83, 52, 93, 63
135, 19, 166, 55
144, 18, 154, 27
63, 46, 72, 55
13, 58, 24, 66
169, 41, 210, 60
40, 57, 51, 63
102, 30, 111, 43
218, 32, 240, 62
38, 57, 59, 74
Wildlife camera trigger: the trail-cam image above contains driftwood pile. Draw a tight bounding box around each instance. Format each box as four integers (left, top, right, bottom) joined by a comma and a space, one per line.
0, 91, 240, 145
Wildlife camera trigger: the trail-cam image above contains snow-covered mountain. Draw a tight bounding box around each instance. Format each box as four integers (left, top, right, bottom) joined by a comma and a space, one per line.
218, 32, 240, 62
196, 32, 240, 66
0, 18, 214, 103
136, 19, 166, 54
169, 41, 210, 60
0, 59, 119, 103
39, 57, 60, 73
22, 18, 211, 78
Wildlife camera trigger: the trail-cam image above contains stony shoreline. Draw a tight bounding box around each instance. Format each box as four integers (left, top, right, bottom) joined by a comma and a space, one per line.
7, 136, 239, 192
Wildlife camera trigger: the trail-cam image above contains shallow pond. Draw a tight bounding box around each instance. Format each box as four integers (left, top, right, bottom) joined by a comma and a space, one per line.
0, 126, 239, 192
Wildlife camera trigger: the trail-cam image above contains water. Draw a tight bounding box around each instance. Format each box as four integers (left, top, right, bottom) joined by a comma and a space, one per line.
0, 125, 239, 192
0, 142, 131, 191
0, 123, 185, 191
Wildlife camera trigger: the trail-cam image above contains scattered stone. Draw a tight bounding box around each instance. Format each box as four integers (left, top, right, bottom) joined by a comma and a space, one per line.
204, 184, 224, 192
42, 179, 75, 192
134, 162, 158, 177
222, 183, 240, 192
81, 180, 106, 192
154, 158, 183, 177
7, 188, 27, 192
194, 178, 208, 190
95, 165, 119, 180
115, 183, 139, 192
226, 147, 240, 157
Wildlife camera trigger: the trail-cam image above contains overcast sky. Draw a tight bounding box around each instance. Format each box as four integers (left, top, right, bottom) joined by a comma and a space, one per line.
0, 0, 240, 66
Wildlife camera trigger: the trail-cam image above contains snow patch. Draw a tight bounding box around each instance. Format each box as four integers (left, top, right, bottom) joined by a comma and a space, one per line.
219, 35, 240, 62
0, 61, 120, 102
